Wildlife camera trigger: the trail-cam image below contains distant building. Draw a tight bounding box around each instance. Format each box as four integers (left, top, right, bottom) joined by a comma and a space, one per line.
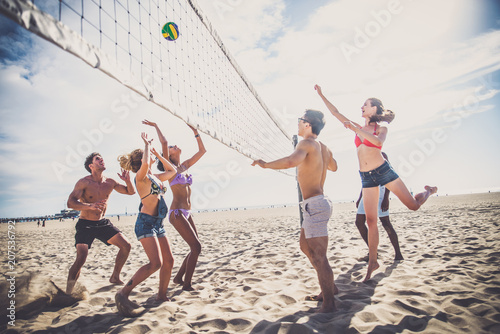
54, 209, 80, 219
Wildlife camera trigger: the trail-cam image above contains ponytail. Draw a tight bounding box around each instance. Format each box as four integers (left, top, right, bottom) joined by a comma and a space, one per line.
117, 149, 143, 173
368, 98, 395, 124
370, 109, 395, 124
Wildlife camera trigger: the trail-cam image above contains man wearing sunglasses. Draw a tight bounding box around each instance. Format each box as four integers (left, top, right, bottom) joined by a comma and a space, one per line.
252, 110, 338, 313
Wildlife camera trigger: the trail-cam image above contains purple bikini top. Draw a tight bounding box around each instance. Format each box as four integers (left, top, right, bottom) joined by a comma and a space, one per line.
169, 172, 193, 187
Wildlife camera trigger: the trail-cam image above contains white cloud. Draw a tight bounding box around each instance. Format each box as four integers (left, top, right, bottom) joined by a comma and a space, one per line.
202, 0, 286, 54
212, 1, 500, 141
1, 0, 499, 217
197, 0, 500, 200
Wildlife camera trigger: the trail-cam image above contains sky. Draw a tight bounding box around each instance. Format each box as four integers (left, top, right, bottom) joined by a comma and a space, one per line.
1, 0, 500, 218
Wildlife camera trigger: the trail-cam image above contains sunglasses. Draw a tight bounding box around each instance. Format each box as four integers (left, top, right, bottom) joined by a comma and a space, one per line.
298, 117, 310, 124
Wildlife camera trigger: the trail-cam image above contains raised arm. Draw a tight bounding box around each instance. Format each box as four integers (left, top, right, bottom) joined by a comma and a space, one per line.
136, 132, 152, 182
252, 140, 308, 170
114, 169, 136, 195
67, 179, 105, 212
315, 85, 352, 124
182, 123, 206, 169
143, 119, 170, 161
151, 147, 177, 182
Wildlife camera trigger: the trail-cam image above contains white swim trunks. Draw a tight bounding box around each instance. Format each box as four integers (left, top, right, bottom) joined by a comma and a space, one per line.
300, 195, 332, 239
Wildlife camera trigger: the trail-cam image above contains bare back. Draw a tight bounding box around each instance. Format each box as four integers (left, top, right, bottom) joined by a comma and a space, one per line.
297, 139, 334, 199
135, 176, 158, 216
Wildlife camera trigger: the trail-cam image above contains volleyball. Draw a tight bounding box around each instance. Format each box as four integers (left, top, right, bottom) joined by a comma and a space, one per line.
162, 22, 179, 41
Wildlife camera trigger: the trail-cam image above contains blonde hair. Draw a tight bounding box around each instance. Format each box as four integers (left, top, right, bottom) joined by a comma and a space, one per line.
117, 149, 143, 173
368, 98, 395, 124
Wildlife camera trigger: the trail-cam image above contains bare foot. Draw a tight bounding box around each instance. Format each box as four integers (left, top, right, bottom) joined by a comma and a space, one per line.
66, 279, 76, 295
156, 294, 170, 302
425, 185, 438, 195
395, 254, 404, 261
305, 285, 339, 302
182, 285, 195, 291
50, 282, 86, 307
173, 277, 184, 285
316, 303, 336, 313
415, 186, 438, 205
115, 292, 146, 317
110, 277, 124, 285
363, 261, 380, 282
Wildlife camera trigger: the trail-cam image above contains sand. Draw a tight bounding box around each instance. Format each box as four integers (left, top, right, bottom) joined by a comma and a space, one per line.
1, 192, 499, 333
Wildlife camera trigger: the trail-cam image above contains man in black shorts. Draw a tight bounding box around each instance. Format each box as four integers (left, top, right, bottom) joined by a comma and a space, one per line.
66, 152, 135, 294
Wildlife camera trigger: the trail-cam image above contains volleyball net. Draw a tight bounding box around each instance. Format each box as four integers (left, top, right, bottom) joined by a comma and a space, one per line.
0, 0, 293, 168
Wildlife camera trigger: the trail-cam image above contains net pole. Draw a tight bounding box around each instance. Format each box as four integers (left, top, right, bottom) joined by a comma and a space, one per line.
293, 135, 304, 226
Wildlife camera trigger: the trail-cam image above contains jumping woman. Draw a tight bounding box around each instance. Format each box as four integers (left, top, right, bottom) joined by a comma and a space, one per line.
315, 85, 437, 282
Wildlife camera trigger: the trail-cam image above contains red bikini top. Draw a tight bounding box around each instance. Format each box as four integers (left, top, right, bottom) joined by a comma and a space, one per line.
355, 124, 382, 150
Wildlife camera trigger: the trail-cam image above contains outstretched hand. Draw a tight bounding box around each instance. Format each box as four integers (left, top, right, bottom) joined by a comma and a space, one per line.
141, 132, 153, 145
150, 146, 161, 158
343, 121, 360, 132
314, 84, 322, 95
142, 119, 157, 127
187, 123, 197, 132
117, 168, 130, 182
251, 159, 266, 168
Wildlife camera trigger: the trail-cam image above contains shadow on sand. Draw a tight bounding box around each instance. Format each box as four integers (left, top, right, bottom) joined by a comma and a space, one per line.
249, 261, 401, 333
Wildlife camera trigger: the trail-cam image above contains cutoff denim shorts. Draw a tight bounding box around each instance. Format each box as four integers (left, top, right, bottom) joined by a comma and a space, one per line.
135, 196, 168, 240
359, 160, 399, 188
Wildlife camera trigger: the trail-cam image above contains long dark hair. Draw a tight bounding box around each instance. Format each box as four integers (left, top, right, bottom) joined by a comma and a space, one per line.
157, 153, 175, 172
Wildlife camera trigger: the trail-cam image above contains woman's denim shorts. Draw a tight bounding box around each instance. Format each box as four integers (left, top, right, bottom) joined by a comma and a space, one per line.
135, 197, 168, 240
359, 160, 399, 188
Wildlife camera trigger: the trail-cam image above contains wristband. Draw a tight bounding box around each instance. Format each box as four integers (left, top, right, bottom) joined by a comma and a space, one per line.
195, 134, 200, 138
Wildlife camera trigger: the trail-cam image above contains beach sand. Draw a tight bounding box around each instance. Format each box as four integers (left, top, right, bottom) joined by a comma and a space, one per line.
1, 192, 499, 333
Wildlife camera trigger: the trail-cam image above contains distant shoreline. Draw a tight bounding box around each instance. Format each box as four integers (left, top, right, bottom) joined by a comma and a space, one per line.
2, 191, 499, 223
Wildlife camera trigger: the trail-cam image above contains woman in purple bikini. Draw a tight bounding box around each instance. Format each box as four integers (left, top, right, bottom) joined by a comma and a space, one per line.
144, 120, 206, 291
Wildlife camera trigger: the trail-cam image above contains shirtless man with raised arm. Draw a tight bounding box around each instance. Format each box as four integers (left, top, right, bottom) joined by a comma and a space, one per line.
252, 109, 338, 313
66, 152, 135, 294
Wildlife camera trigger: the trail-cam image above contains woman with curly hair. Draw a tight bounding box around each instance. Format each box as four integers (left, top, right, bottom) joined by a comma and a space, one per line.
115, 132, 176, 317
